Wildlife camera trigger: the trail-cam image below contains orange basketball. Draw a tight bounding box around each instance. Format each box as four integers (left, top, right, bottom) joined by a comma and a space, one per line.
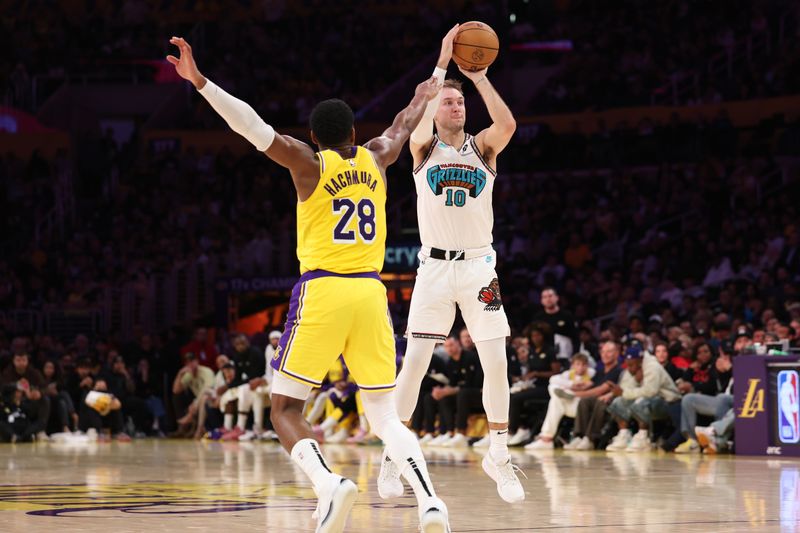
452, 21, 499, 72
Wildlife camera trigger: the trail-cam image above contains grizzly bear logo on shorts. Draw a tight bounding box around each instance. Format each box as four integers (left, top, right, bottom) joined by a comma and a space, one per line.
477, 278, 502, 311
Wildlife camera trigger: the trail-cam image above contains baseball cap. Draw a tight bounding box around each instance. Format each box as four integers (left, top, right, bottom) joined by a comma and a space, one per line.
625, 345, 644, 359
733, 326, 752, 342
269, 330, 282, 340
222, 361, 236, 370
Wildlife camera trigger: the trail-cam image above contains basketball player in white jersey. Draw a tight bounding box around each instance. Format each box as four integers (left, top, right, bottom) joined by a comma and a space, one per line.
379, 26, 525, 503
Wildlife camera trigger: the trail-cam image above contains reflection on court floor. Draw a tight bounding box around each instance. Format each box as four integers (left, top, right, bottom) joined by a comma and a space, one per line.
0, 440, 797, 532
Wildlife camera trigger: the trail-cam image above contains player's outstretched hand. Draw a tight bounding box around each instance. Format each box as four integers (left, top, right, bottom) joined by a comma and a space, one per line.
437, 23, 460, 69
167, 36, 204, 88
458, 65, 488, 85
415, 77, 441, 101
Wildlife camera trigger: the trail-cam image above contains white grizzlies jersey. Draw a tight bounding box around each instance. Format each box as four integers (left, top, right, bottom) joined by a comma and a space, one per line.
412, 133, 496, 250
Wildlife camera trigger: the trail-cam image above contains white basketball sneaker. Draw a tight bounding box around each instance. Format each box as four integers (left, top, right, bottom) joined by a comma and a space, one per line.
419, 433, 435, 445
481, 454, 526, 503
314, 475, 358, 533
442, 433, 469, 448
507, 428, 532, 446
605, 429, 632, 452
471, 434, 490, 448
419, 497, 451, 533
377, 448, 404, 499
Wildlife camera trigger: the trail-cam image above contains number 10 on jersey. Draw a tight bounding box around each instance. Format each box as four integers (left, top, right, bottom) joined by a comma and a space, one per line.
445, 189, 466, 207
333, 198, 376, 243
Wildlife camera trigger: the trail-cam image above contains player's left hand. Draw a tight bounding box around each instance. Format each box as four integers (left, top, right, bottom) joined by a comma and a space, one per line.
167, 36, 205, 89
458, 66, 488, 84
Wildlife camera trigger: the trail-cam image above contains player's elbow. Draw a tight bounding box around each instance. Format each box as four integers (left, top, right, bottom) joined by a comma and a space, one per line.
498, 117, 516, 136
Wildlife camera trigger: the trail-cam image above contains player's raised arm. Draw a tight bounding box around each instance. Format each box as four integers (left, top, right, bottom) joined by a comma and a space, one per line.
408, 24, 459, 160
167, 37, 317, 181
459, 66, 516, 165
365, 77, 441, 173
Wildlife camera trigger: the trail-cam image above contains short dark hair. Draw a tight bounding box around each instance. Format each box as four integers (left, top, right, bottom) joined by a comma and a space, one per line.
309, 99, 354, 147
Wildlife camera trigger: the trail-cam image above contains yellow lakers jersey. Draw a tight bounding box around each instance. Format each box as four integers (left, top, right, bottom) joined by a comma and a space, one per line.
297, 146, 386, 274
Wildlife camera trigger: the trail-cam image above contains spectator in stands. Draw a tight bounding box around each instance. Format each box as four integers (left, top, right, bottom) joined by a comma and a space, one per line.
264, 330, 282, 362
672, 343, 733, 453
171, 352, 215, 436
104, 353, 151, 436
80, 377, 130, 441
0, 384, 34, 442
133, 357, 166, 436
459, 327, 476, 354
605, 345, 681, 452
507, 324, 561, 446
424, 337, 483, 447
0, 352, 50, 440
411, 351, 449, 442
654, 341, 683, 381
41, 359, 77, 433
193, 354, 233, 439
534, 288, 578, 365
180, 327, 218, 370
526, 352, 595, 449
226, 333, 273, 441
563, 340, 623, 451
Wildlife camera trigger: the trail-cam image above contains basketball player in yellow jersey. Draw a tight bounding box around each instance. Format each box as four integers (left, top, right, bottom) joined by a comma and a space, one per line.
168, 37, 450, 533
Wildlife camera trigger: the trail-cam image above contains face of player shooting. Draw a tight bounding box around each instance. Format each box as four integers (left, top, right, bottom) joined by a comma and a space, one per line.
434, 87, 465, 134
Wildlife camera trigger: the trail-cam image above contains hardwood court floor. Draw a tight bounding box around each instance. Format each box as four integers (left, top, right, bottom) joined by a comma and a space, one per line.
0, 439, 797, 532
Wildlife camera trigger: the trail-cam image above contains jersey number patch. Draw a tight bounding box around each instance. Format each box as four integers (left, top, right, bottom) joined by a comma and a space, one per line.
445, 189, 467, 207
332, 198, 376, 243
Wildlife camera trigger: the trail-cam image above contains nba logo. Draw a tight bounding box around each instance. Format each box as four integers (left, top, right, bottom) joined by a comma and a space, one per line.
778, 370, 800, 444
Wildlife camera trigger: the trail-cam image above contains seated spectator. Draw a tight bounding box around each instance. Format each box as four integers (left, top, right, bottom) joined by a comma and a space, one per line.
672, 343, 733, 453
0, 384, 34, 442
41, 359, 77, 433
424, 337, 484, 447
188, 354, 231, 438
654, 341, 683, 381
224, 333, 272, 441
409, 350, 449, 442
0, 352, 50, 441
694, 400, 736, 454
103, 354, 151, 437
311, 358, 359, 444
171, 352, 215, 436
563, 340, 623, 451
605, 345, 681, 452
133, 358, 167, 436
525, 352, 595, 449
81, 378, 130, 441
507, 324, 560, 446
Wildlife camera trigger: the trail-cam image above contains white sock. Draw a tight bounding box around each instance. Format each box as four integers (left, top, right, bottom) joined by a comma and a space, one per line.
224, 413, 234, 430
237, 413, 248, 430
320, 416, 337, 433
361, 391, 437, 507
359, 415, 368, 432
489, 428, 510, 463
291, 438, 335, 491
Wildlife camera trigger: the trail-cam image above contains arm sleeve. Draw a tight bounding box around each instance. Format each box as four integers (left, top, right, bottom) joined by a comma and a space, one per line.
409, 67, 447, 145
197, 79, 275, 151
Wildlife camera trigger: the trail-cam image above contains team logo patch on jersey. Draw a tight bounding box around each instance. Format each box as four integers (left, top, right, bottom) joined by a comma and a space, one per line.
273, 345, 282, 361
477, 278, 503, 311
426, 163, 486, 197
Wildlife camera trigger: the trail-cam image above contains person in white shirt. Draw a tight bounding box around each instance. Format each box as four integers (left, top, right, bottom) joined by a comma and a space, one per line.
526, 353, 595, 450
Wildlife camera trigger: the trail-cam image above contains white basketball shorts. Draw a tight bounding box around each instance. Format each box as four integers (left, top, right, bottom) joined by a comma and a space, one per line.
406, 247, 511, 343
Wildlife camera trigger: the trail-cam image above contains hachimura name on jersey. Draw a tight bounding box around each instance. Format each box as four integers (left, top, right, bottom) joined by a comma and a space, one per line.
296, 146, 387, 275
